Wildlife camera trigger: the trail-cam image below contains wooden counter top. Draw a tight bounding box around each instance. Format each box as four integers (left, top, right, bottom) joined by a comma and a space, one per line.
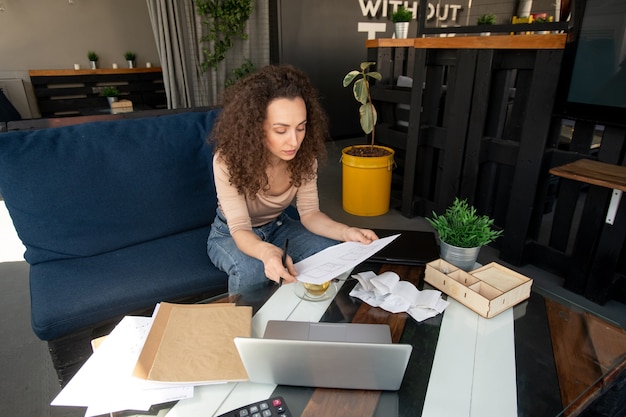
550, 159, 626, 192
367, 34, 566, 50
29, 67, 162, 77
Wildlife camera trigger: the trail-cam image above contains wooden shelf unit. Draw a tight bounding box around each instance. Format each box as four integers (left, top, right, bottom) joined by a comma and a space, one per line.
29, 67, 167, 117
366, 34, 567, 266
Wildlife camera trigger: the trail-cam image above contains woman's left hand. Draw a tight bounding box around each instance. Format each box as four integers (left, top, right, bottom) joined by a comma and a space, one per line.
343, 227, 378, 244
299, 211, 378, 245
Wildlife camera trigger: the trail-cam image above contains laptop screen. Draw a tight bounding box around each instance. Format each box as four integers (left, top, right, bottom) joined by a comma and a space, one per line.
369, 229, 439, 265
263, 320, 392, 343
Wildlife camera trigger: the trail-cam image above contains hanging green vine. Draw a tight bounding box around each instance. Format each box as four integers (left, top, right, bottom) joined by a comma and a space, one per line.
195, 0, 253, 72
225, 59, 256, 87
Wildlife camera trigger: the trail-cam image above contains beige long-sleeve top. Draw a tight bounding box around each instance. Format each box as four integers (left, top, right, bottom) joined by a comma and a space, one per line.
213, 153, 320, 234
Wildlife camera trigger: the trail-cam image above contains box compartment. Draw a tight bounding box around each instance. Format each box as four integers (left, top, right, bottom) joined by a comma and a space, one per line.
425, 260, 533, 318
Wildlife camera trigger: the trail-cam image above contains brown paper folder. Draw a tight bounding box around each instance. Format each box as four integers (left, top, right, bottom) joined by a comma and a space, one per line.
133, 302, 252, 383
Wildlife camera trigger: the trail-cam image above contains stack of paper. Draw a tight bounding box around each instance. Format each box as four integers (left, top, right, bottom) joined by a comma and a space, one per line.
349, 270, 448, 321
51, 302, 252, 416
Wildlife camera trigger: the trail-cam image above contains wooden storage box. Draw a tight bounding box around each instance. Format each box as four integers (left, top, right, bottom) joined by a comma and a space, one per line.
424, 259, 533, 318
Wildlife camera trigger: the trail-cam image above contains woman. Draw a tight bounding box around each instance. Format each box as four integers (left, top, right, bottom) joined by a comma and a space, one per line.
207, 64, 378, 291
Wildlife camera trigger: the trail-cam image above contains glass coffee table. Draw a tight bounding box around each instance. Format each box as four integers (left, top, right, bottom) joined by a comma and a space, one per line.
162, 262, 626, 417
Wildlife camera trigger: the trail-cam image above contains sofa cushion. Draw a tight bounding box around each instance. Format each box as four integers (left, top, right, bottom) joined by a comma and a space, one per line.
30, 226, 227, 340
0, 110, 219, 265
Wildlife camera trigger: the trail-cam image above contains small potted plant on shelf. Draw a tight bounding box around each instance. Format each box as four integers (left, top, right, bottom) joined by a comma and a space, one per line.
426, 197, 503, 271
124, 51, 136, 68
477, 13, 496, 36
101, 86, 119, 106
477, 13, 497, 25
87, 51, 98, 70
532, 13, 554, 33
340, 62, 395, 216
391, 6, 413, 39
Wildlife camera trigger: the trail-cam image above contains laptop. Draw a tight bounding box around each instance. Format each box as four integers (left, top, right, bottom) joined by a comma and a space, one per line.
234, 321, 413, 391
369, 229, 439, 266
263, 320, 393, 343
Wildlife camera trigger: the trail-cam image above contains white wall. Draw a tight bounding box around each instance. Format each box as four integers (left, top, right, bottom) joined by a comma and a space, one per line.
0, 0, 159, 118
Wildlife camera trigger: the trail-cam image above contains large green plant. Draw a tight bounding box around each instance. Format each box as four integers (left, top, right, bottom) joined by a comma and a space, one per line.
426, 198, 503, 248
342, 62, 382, 146
195, 0, 252, 72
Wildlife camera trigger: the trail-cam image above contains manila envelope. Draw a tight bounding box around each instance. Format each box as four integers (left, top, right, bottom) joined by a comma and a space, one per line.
133, 302, 252, 383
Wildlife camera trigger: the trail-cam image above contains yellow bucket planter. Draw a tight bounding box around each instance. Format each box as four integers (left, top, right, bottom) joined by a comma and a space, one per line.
341, 145, 395, 216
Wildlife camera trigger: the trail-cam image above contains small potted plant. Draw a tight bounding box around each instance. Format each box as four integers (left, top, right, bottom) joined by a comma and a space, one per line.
532, 13, 552, 23
477, 13, 497, 25
101, 86, 119, 106
477, 13, 496, 36
426, 197, 503, 270
124, 51, 136, 68
532, 14, 553, 34
340, 62, 395, 216
87, 51, 99, 70
391, 6, 413, 38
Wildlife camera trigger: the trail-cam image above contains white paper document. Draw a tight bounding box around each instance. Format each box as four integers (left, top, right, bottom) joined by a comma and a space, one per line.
51, 315, 195, 417
294, 234, 399, 284
349, 270, 448, 322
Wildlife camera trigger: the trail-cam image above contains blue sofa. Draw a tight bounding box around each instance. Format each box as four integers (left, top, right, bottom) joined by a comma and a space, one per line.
0, 109, 230, 384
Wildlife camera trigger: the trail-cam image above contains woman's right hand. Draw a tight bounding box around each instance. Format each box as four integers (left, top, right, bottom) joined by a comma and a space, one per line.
261, 243, 297, 284
231, 230, 298, 285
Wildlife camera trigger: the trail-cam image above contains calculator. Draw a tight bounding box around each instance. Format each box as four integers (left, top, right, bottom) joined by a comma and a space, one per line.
216, 396, 292, 417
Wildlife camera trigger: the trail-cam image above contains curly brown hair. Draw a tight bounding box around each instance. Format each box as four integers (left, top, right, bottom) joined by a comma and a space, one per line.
210, 64, 329, 198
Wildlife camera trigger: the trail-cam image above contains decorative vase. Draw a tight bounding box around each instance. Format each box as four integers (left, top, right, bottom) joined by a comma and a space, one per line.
127, 60, 135, 69
90, 61, 97, 70
341, 145, 395, 216
439, 240, 480, 271
106, 97, 118, 106
394, 22, 409, 39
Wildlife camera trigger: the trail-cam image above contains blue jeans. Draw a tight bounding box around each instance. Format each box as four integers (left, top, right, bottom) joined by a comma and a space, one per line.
207, 209, 338, 292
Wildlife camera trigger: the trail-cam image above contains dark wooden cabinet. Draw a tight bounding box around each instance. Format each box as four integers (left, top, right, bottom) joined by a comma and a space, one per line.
29, 68, 167, 117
